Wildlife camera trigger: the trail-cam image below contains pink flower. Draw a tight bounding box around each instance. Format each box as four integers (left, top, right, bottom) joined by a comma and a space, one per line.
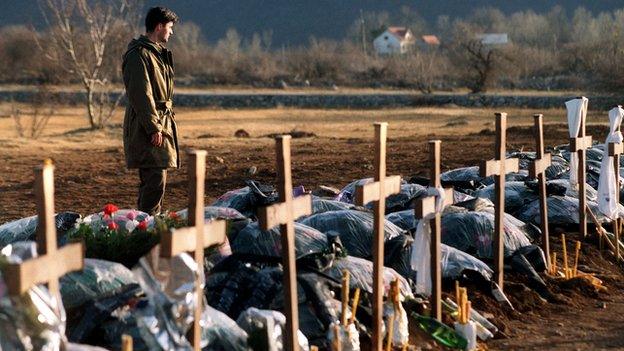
126, 210, 138, 221
107, 222, 119, 230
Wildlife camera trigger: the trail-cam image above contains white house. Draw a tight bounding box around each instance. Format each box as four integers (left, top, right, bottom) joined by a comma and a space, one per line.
476, 33, 509, 46
373, 27, 414, 55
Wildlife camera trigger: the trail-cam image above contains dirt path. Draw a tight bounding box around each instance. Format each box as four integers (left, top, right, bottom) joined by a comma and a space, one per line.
1, 105, 623, 349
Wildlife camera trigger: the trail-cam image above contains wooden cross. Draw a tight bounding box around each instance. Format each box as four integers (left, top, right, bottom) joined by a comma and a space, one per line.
160, 150, 226, 351
608, 112, 622, 260
480, 113, 519, 290
415, 140, 455, 322
4, 160, 84, 296
569, 98, 592, 237
257, 136, 312, 351
529, 114, 552, 269
354, 122, 401, 351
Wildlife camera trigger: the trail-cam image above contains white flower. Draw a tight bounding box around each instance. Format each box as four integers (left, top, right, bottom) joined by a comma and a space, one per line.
125, 220, 139, 233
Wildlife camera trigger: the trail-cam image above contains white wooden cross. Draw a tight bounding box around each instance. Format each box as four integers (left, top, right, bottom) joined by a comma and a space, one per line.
257, 135, 312, 351
480, 113, 519, 290
608, 115, 622, 260
569, 98, 592, 237
415, 140, 455, 321
529, 114, 552, 269
160, 150, 226, 351
354, 122, 401, 351
4, 160, 84, 297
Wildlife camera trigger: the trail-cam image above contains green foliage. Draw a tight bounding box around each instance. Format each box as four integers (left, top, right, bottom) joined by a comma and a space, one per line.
68, 211, 187, 268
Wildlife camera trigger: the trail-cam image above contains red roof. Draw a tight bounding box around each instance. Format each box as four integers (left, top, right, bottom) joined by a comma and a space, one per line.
387, 27, 410, 40
421, 35, 440, 45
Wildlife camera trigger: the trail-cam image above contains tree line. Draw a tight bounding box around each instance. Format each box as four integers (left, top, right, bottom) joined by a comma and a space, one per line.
1, 2, 624, 128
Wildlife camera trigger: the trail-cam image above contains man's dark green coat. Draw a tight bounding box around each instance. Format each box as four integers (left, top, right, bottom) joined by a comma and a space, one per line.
122, 35, 179, 169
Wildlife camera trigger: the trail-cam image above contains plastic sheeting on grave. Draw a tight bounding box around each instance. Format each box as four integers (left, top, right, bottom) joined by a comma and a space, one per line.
517, 195, 615, 226
211, 181, 278, 218
312, 197, 357, 214
440, 166, 529, 191
231, 222, 329, 259
556, 144, 603, 189
335, 178, 428, 213
0, 241, 65, 350
206, 258, 339, 349
440, 210, 533, 259
61, 258, 138, 311
202, 305, 249, 350
0, 212, 80, 248
509, 151, 570, 180
299, 210, 405, 258
386, 210, 419, 233
473, 181, 540, 215
237, 308, 310, 351
130, 248, 201, 350
325, 256, 413, 299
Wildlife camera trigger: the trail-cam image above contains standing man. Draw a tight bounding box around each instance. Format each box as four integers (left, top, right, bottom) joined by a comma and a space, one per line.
123, 7, 179, 215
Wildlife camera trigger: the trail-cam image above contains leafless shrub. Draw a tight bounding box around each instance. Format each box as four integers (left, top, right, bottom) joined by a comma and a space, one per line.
11, 87, 56, 139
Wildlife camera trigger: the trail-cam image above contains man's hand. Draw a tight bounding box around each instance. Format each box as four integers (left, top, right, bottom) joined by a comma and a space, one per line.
151, 132, 163, 147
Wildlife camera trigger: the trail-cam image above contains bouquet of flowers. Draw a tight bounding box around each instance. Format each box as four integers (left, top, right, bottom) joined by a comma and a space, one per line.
68, 204, 187, 267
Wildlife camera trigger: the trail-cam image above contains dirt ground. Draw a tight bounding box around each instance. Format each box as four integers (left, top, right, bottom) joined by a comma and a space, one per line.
0, 104, 623, 350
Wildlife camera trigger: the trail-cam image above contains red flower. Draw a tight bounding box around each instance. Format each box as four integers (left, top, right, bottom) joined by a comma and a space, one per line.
137, 220, 148, 231
168, 211, 179, 220
103, 204, 119, 216
107, 221, 119, 230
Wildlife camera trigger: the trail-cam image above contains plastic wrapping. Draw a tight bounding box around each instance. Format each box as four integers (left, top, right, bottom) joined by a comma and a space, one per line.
597, 106, 624, 219
299, 210, 405, 259
327, 321, 359, 351
440, 211, 532, 259
326, 256, 413, 299
412, 217, 432, 295
510, 151, 570, 180
65, 343, 110, 351
231, 222, 328, 259
312, 198, 357, 214
130, 247, 199, 350
60, 258, 138, 311
0, 212, 80, 249
517, 195, 614, 226
440, 166, 529, 190
410, 219, 493, 295
236, 307, 309, 351
386, 210, 419, 233
383, 301, 409, 347
474, 181, 539, 214
335, 178, 427, 213
176, 206, 250, 238
211, 181, 278, 218
454, 321, 478, 351
202, 304, 249, 350
0, 241, 66, 350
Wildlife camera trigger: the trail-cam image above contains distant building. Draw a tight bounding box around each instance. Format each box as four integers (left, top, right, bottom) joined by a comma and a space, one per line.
417, 35, 441, 50
373, 27, 414, 55
476, 33, 509, 46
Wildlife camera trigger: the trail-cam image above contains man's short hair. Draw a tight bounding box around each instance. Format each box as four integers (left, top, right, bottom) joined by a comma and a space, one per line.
145, 7, 179, 32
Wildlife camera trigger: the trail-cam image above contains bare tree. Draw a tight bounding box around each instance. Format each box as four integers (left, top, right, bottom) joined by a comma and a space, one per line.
38, 0, 143, 129
11, 87, 56, 139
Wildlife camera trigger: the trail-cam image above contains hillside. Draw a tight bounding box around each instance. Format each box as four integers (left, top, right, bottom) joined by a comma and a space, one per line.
1, 0, 623, 46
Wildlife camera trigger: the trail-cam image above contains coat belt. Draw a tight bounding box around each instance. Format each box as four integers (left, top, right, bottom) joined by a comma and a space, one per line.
155, 100, 173, 111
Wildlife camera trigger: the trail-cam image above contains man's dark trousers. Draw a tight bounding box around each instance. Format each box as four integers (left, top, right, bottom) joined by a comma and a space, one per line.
138, 168, 167, 215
